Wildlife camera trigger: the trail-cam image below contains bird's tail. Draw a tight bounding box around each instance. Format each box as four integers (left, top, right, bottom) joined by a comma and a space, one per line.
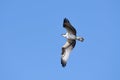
76, 36, 84, 42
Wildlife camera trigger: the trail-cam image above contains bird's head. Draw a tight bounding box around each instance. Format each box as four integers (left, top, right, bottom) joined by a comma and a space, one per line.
61, 33, 66, 38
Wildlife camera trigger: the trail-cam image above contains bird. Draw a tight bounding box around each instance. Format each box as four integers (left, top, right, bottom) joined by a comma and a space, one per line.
61, 18, 84, 67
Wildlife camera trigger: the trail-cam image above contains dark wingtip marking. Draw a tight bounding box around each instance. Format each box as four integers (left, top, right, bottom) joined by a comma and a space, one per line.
64, 18, 70, 23
61, 58, 67, 67
63, 18, 70, 27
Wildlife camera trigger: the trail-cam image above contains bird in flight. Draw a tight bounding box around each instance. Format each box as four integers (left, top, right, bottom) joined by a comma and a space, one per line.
61, 18, 84, 67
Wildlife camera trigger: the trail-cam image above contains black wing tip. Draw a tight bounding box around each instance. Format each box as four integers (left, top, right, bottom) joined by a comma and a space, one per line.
61, 58, 67, 67
64, 18, 70, 23
63, 18, 70, 27
64, 17, 68, 20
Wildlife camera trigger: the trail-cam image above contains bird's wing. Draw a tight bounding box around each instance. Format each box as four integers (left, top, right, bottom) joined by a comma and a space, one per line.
63, 18, 76, 35
61, 40, 76, 67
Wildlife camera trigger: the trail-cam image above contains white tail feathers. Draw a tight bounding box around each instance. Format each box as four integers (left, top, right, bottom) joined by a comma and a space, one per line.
76, 37, 84, 42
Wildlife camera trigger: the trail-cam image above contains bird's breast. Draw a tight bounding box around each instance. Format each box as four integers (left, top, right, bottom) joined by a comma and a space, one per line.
68, 34, 76, 40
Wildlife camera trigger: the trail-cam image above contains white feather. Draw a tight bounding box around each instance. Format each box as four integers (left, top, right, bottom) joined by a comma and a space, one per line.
62, 45, 73, 63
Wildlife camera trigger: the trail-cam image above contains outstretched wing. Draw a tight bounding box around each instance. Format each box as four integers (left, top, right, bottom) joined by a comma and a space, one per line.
61, 40, 76, 67
63, 18, 76, 35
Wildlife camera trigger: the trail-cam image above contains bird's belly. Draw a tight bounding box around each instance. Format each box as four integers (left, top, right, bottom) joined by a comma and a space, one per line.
67, 34, 76, 40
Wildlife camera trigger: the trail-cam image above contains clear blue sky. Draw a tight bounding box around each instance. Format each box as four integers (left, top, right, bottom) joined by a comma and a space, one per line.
0, 0, 120, 80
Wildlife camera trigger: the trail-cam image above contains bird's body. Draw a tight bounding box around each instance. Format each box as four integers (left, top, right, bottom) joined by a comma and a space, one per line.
61, 18, 84, 67
62, 32, 76, 40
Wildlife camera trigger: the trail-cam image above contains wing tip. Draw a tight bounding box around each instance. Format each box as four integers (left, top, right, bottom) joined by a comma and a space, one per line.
63, 18, 70, 27
64, 18, 69, 23
61, 58, 67, 67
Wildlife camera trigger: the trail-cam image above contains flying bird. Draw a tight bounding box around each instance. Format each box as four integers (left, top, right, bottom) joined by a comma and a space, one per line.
61, 18, 84, 67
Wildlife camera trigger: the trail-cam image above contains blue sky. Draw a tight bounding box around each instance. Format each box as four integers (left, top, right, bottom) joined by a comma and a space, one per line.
0, 0, 120, 80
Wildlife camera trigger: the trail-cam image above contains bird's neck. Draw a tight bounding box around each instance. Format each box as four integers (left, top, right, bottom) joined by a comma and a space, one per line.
62, 33, 68, 38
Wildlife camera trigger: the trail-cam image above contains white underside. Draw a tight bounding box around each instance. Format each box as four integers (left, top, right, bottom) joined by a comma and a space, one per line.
63, 32, 84, 42
62, 44, 73, 62
63, 32, 76, 40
